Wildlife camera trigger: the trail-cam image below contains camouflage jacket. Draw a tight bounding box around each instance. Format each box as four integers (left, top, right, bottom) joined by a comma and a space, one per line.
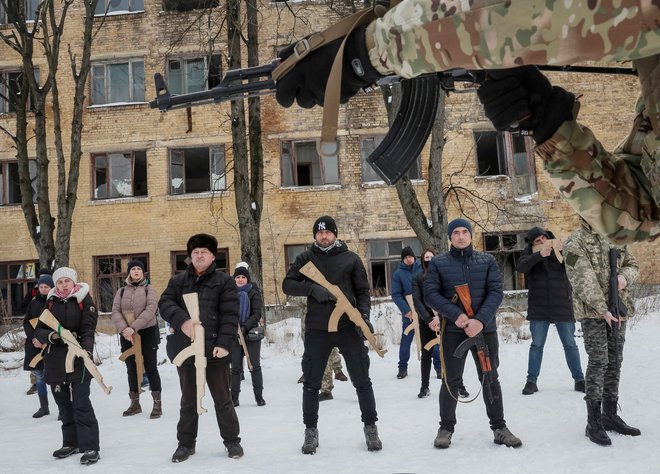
563, 223, 639, 321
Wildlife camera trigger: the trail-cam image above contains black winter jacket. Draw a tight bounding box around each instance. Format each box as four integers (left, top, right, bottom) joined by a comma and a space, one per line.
282, 241, 371, 331
423, 245, 503, 334
159, 263, 239, 363
515, 245, 574, 322
412, 272, 435, 325
22, 293, 48, 371
241, 284, 263, 332
34, 284, 98, 384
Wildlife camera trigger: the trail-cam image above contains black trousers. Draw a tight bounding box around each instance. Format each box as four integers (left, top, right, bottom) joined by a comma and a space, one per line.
230, 338, 263, 394
51, 378, 100, 451
420, 321, 440, 389
176, 360, 241, 449
120, 325, 162, 392
439, 330, 506, 432
302, 327, 377, 428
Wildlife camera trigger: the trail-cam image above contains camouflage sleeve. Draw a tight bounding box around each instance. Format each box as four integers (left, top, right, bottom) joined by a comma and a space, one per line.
618, 245, 640, 286
564, 239, 609, 317
367, 0, 660, 78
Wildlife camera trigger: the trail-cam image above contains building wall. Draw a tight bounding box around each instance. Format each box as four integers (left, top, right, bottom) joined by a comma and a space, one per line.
0, 1, 656, 315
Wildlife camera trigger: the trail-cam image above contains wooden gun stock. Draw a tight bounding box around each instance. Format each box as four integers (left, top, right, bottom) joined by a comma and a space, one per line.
404, 294, 422, 360
299, 262, 386, 358
454, 284, 474, 318
237, 326, 253, 371
38, 309, 112, 395
531, 239, 564, 263
29, 347, 45, 368
171, 293, 207, 415
117, 311, 145, 394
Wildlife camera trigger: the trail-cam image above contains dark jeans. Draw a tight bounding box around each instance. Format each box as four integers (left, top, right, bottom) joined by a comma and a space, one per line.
230, 338, 263, 393
176, 360, 241, 449
419, 322, 441, 388
302, 327, 377, 428
439, 330, 505, 432
120, 325, 162, 392
398, 317, 415, 370
51, 378, 100, 451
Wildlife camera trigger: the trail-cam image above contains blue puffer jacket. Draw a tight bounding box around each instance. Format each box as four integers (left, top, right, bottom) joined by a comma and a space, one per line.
391, 260, 421, 316
423, 245, 503, 334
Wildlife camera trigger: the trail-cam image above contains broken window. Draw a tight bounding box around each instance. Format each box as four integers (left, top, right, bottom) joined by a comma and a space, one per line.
167, 55, 222, 94
95, 0, 144, 15
360, 136, 421, 182
281, 140, 339, 187
91, 59, 145, 105
162, 0, 219, 12
483, 232, 526, 290
94, 254, 148, 312
169, 146, 225, 195
367, 238, 421, 297
0, 260, 39, 316
0, 69, 38, 114
92, 151, 148, 199
0, 160, 37, 206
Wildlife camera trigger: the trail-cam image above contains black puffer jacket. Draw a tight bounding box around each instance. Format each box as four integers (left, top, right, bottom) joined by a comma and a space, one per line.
516, 245, 574, 322
34, 284, 98, 384
240, 284, 263, 332
22, 293, 48, 371
159, 262, 239, 363
282, 241, 371, 331
423, 245, 503, 334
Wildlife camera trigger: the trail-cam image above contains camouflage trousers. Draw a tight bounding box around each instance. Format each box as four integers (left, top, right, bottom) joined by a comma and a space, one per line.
321, 347, 343, 394
580, 319, 627, 401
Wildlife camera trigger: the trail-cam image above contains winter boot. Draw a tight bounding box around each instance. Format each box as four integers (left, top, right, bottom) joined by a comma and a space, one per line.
585, 400, 612, 446
150, 391, 162, 419
231, 391, 240, 407
301, 428, 319, 454
318, 391, 333, 401
226, 441, 244, 459
396, 369, 408, 379
417, 386, 430, 398
254, 389, 266, 406
297, 374, 305, 384
52, 446, 79, 458
80, 450, 100, 465
171, 445, 195, 463
601, 397, 641, 436
26, 384, 37, 395
574, 380, 586, 393
364, 424, 383, 451
458, 385, 470, 398
122, 392, 141, 416
33, 395, 50, 418
434, 428, 453, 449
493, 426, 523, 447
334, 370, 348, 381
522, 381, 538, 395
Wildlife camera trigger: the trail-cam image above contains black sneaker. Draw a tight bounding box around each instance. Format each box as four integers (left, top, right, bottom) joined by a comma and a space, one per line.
80, 450, 100, 465
458, 385, 470, 398
574, 380, 585, 393
396, 369, 407, 379
171, 445, 195, 463
226, 442, 244, 459
522, 381, 538, 395
318, 391, 333, 401
53, 446, 79, 458
417, 387, 430, 398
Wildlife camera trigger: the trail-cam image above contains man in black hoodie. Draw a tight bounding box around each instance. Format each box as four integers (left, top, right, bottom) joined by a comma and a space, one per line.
283, 216, 381, 454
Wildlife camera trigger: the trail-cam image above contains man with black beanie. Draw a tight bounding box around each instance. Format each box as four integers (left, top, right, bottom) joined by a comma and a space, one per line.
391, 246, 420, 379
283, 216, 382, 454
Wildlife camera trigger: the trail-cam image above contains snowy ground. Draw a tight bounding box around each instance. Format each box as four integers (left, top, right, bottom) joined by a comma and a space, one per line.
1, 304, 659, 474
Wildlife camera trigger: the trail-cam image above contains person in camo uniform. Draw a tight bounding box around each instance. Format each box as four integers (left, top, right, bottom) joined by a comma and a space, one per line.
564, 219, 641, 446
275, 0, 659, 244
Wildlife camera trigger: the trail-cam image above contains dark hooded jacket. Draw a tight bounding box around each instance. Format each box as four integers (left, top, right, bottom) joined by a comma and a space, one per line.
23, 293, 48, 371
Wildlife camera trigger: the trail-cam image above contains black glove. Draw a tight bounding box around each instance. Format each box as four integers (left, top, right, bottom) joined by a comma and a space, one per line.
48, 331, 62, 344
356, 315, 374, 341
477, 66, 575, 144
275, 26, 383, 108
309, 284, 336, 303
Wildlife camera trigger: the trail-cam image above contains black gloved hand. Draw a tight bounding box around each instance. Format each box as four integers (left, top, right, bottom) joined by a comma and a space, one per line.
477, 66, 575, 143
309, 284, 336, 303
48, 331, 62, 344
275, 26, 383, 108
356, 315, 374, 341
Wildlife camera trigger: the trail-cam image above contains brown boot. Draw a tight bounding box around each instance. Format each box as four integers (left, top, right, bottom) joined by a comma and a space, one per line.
150, 391, 162, 419
123, 392, 142, 416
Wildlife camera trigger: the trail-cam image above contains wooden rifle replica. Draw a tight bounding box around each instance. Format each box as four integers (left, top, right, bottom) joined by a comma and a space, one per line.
452, 284, 494, 404
38, 309, 112, 395
28, 317, 45, 368
117, 311, 145, 394
532, 239, 564, 263
404, 294, 422, 360
299, 261, 386, 358
237, 326, 253, 371
172, 293, 208, 415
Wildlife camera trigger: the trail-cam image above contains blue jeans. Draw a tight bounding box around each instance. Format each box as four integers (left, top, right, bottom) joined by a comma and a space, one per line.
527, 320, 584, 383
398, 318, 415, 370
34, 369, 47, 397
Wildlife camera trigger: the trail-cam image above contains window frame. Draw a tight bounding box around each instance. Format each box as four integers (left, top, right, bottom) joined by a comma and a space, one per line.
170, 249, 229, 275
360, 135, 421, 183
482, 232, 527, 291
166, 54, 222, 94
168, 145, 226, 195
0, 159, 37, 206
284, 244, 310, 270
0, 69, 36, 114
162, 0, 220, 13
94, 254, 149, 313
0, 260, 39, 317
280, 140, 340, 187
91, 150, 148, 200
366, 238, 421, 297
90, 58, 145, 106
95, 0, 145, 15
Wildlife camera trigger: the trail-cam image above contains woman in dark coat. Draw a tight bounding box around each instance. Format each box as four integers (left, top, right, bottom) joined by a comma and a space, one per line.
22, 273, 54, 418
34, 267, 101, 465
230, 265, 266, 407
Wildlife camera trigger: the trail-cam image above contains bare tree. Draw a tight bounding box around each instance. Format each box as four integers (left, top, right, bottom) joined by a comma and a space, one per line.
0, 0, 100, 268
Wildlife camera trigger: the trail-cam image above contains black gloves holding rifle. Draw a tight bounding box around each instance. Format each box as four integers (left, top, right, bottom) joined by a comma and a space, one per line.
477, 66, 576, 144
309, 283, 336, 303
275, 27, 383, 108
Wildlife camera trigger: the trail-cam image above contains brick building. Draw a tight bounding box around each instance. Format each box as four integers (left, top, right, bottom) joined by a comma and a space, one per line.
1, 1, 656, 318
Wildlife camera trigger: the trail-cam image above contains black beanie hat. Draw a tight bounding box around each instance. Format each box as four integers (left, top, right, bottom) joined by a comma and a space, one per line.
127, 259, 146, 274
447, 218, 473, 238
312, 216, 338, 237
526, 227, 550, 244
401, 246, 415, 261
187, 233, 218, 257
233, 266, 250, 281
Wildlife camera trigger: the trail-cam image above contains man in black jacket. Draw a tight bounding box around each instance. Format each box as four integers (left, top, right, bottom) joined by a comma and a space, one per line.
424, 218, 522, 449
159, 233, 243, 463
283, 216, 382, 454
516, 227, 584, 395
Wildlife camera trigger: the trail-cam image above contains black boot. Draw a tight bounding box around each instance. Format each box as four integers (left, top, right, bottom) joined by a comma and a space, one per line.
585, 400, 611, 446
254, 389, 266, 406
231, 391, 240, 407
33, 394, 50, 418
602, 397, 641, 436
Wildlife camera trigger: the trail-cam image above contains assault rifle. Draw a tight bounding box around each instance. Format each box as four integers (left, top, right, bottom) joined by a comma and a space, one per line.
38, 309, 113, 395
608, 248, 627, 368
117, 311, 145, 394
149, 54, 634, 185
452, 284, 494, 404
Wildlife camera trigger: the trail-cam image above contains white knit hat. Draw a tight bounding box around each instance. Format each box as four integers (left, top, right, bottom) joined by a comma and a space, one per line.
235, 261, 249, 270
52, 267, 78, 284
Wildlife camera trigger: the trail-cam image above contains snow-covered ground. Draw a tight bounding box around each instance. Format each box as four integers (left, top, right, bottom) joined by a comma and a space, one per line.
1, 303, 659, 474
